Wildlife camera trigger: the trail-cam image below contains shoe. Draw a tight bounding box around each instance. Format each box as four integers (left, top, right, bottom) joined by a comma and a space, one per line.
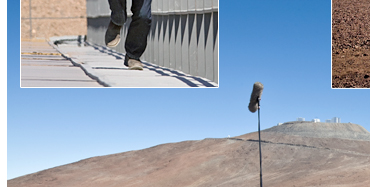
127, 59, 144, 70
124, 55, 143, 70
105, 21, 122, 47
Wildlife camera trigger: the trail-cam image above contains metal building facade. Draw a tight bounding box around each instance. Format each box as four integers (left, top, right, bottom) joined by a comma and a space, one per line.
86, 0, 219, 83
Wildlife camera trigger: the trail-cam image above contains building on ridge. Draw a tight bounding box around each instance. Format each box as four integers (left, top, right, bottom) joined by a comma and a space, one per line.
332, 117, 341, 123
297, 117, 305, 121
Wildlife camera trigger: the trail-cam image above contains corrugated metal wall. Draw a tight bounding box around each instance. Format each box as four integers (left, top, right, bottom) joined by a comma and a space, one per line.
86, 0, 218, 83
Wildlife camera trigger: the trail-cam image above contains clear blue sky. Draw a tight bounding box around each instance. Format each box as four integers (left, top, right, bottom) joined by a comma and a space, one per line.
7, 0, 370, 180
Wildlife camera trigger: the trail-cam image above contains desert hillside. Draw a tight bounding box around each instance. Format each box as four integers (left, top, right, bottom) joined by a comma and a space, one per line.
8, 122, 370, 187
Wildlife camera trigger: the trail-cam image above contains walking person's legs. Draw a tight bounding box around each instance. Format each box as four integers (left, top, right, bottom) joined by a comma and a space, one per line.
124, 0, 152, 70
105, 0, 127, 47
105, 0, 152, 70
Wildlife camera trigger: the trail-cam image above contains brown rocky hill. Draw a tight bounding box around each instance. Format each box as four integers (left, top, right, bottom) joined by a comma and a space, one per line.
8, 122, 370, 187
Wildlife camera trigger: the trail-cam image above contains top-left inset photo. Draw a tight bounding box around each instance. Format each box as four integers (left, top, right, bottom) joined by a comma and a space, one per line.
21, 0, 219, 88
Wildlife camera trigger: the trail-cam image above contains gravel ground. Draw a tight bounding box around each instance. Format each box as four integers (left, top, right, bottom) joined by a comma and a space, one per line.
332, 0, 370, 88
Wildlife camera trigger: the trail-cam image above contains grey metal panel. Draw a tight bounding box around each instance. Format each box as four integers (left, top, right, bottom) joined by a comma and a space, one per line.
204, 0, 212, 10
151, 0, 158, 63
158, 0, 163, 12
213, 12, 218, 83
175, 15, 182, 71
188, 0, 196, 12
169, 15, 176, 69
144, 28, 152, 61
152, 0, 158, 12
157, 1, 164, 66
181, 0, 188, 13
196, 0, 204, 11
162, 0, 169, 13
158, 16, 164, 67
99, 0, 111, 16
153, 16, 159, 65
197, 14, 205, 78
169, 0, 174, 12
213, 0, 218, 9
188, 14, 197, 76
86, 0, 110, 18
163, 15, 170, 68
181, 14, 189, 74
150, 15, 156, 64
204, 12, 213, 82
142, 28, 148, 61
174, 0, 181, 12
86, 0, 96, 17
86, 0, 95, 17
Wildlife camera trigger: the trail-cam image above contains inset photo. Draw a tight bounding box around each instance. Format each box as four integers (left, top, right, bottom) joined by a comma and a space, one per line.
21, 0, 219, 88
332, 0, 370, 88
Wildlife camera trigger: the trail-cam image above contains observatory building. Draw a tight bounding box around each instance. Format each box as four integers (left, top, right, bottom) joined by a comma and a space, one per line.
297, 117, 305, 121
295, 117, 341, 123
324, 117, 341, 123
332, 117, 341, 123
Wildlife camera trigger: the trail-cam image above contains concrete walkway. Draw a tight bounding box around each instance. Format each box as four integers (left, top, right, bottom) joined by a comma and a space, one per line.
21, 39, 103, 87
42, 36, 218, 88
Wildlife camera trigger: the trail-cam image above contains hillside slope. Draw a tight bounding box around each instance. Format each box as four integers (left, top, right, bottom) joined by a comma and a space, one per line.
8, 122, 370, 187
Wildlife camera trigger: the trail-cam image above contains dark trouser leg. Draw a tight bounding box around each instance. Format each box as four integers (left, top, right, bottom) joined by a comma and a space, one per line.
125, 0, 152, 60
108, 0, 127, 26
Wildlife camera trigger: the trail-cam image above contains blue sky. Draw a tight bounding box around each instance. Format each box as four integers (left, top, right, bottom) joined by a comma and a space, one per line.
7, 0, 370, 180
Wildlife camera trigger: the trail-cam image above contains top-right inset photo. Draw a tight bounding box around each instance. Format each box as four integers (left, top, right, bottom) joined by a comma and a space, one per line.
332, 0, 370, 88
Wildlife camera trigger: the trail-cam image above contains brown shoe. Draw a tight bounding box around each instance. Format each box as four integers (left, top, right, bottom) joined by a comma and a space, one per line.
105, 21, 122, 47
127, 59, 143, 70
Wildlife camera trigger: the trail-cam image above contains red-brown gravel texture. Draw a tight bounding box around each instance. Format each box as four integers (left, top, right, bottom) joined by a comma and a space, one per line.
332, 0, 370, 88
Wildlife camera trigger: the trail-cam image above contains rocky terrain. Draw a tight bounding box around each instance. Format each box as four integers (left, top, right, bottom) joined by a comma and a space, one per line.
8, 122, 370, 187
332, 0, 370, 88
21, 0, 87, 39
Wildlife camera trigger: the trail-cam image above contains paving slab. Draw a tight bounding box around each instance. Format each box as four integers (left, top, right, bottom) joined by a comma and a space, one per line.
49, 36, 218, 88
21, 39, 103, 87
